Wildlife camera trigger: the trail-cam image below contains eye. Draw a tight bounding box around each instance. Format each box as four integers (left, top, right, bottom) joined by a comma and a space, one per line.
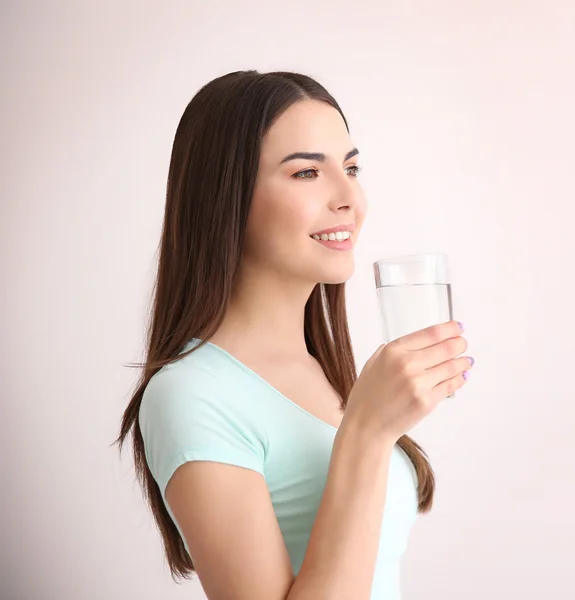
292, 168, 319, 180
346, 164, 363, 177
292, 165, 363, 180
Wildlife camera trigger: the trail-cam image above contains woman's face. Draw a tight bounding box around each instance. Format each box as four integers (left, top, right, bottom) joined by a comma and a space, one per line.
242, 99, 367, 285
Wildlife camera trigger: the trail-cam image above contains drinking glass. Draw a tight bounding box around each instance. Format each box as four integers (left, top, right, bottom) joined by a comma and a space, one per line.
373, 253, 456, 398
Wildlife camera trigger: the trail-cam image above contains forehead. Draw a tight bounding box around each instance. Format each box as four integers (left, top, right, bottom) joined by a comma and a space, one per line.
259, 100, 352, 166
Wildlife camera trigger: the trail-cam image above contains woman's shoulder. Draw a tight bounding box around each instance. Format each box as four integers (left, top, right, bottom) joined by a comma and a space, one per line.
140, 338, 265, 425
142, 340, 227, 406
138, 339, 267, 495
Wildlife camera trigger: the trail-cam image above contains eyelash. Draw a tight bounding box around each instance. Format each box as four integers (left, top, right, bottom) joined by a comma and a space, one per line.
292, 165, 363, 180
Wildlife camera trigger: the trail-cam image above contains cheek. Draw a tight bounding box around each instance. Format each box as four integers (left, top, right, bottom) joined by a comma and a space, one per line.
355, 189, 368, 227
242, 183, 320, 265
249, 180, 317, 237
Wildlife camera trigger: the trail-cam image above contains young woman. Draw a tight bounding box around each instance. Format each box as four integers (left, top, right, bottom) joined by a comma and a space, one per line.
115, 70, 472, 600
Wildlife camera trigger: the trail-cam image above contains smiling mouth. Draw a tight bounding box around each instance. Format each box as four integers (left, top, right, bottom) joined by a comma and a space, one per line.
309, 232, 354, 250
310, 223, 356, 238
310, 231, 352, 242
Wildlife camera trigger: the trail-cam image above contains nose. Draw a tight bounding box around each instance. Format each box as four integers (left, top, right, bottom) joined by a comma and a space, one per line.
328, 172, 360, 214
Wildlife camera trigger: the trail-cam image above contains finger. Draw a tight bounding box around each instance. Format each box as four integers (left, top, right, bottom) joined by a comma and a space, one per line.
416, 335, 468, 370
430, 369, 469, 403
426, 356, 473, 389
392, 320, 463, 352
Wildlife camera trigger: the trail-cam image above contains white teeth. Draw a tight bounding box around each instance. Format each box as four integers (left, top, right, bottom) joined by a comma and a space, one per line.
311, 231, 351, 242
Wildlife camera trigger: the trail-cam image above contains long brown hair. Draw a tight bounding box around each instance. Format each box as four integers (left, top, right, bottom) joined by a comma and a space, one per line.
113, 69, 435, 582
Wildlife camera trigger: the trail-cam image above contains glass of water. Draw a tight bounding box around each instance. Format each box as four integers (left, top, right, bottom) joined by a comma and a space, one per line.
373, 253, 456, 398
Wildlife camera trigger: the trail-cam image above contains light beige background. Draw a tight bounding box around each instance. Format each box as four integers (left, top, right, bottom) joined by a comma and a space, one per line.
2, 1, 574, 599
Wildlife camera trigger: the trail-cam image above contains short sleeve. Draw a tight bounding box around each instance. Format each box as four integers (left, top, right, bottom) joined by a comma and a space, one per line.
138, 364, 266, 498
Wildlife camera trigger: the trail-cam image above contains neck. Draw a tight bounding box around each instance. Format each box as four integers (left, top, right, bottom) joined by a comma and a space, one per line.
212, 262, 317, 360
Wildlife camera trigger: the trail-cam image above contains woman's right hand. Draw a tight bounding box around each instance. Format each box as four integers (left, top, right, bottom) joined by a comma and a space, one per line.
342, 320, 472, 443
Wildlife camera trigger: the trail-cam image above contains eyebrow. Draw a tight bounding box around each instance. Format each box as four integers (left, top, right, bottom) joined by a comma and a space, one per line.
280, 147, 359, 164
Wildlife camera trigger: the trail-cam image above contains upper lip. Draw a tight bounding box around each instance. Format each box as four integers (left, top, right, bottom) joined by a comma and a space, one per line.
310, 223, 356, 237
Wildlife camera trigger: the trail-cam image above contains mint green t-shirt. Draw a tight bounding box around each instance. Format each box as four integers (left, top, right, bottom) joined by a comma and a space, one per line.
139, 338, 420, 599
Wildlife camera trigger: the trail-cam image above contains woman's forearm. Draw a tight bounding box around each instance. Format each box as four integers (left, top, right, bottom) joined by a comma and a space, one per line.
287, 420, 395, 600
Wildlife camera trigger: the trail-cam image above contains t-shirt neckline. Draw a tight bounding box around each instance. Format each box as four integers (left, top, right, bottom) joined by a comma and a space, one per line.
187, 338, 340, 433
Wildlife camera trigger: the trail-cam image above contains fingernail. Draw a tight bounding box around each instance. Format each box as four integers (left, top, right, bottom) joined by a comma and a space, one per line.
457, 321, 465, 332
463, 371, 470, 381
469, 356, 475, 367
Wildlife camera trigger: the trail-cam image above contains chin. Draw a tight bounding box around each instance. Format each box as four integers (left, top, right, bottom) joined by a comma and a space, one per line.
311, 261, 356, 285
